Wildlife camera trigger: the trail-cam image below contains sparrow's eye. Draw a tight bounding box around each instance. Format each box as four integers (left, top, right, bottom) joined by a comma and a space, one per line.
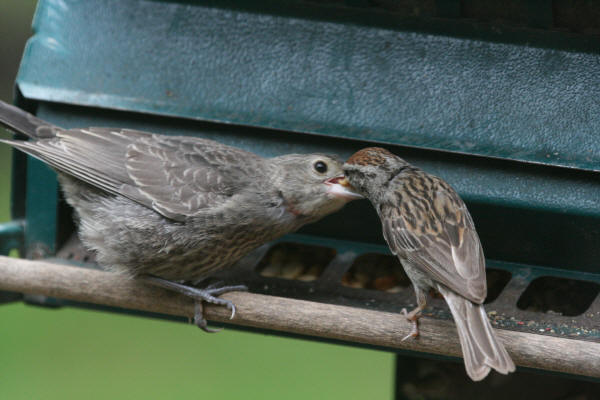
313, 161, 328, 174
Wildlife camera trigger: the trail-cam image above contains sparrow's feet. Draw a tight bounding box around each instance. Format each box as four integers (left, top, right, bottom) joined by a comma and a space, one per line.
142, 276, 247, 332
400, 307, 422, 341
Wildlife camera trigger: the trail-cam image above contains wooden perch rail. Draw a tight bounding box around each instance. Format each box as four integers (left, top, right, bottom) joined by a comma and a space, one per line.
0, 255, 598, 378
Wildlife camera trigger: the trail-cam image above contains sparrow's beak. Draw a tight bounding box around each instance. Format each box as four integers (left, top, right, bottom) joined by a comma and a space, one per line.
324, 176, 364, 200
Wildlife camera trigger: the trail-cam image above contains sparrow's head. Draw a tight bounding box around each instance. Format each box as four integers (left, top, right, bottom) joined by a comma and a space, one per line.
342, 147, 410, 199
271, 153, 362, 220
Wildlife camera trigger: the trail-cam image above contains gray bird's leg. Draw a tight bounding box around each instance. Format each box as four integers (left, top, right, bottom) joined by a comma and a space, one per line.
142, 276, 247, 333
401, 287, 427, 341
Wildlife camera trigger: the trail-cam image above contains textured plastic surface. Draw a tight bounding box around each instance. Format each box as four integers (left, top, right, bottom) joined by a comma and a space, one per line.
16, 0, 600, 172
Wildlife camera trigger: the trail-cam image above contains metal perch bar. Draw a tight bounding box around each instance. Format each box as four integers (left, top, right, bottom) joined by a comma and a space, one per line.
0, 255, 598, 378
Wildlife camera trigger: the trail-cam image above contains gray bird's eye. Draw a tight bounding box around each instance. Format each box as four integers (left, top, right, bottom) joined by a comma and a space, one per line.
313, 161, 328, 174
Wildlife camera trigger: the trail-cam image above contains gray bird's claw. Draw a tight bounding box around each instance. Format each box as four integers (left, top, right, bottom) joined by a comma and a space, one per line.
189, 284, 247, 330
142, 276, 248, 331
194, 302, 222, 333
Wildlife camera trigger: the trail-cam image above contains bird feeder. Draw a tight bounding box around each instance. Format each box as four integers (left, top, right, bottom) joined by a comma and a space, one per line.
0, 0, 599, 395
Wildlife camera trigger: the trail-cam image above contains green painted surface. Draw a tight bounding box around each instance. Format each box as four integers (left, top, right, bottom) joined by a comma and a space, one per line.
16, 0, 600, 171
0, 140, 11, 224
0, 221, 24, 255
23, 158, 58, 253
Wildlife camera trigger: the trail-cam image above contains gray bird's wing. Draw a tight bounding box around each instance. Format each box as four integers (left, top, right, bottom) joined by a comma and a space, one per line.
380, 177, 486, 303
3, 127, 263, 221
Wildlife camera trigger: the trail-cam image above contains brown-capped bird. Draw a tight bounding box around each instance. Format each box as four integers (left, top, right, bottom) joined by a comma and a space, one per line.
342, 147, 515, 381
0, 100, 362, 331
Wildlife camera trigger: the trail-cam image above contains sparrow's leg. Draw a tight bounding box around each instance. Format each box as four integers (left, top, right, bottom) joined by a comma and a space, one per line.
142, 276, 247, 333
400, 287, 427, 341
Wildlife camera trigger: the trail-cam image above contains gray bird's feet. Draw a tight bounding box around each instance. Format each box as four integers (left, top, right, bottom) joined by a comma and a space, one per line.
142, 276, 248, 333
400, 307, 422, 341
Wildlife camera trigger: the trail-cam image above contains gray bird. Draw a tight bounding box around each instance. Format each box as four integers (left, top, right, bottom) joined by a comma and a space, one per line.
342, 147, 515, 381
0, 100, 361, 330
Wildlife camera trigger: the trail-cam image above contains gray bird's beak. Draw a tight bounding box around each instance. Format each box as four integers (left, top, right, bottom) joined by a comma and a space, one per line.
324, 176, 364, 199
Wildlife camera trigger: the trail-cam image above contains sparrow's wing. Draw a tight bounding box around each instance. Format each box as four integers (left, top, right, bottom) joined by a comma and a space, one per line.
380, 177, 486, 303
3, 128, 263, 221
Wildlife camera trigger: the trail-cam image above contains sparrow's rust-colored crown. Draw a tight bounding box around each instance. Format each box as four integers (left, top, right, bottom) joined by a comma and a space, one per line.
346, 147, 394, 166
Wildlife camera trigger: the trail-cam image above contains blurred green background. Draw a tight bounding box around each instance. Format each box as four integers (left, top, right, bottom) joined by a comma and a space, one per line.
0, 1, 393, 398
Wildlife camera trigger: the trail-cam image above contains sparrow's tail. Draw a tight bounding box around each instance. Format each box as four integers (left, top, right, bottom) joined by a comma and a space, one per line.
0, 100, 59, 139
437, 285, 516, 381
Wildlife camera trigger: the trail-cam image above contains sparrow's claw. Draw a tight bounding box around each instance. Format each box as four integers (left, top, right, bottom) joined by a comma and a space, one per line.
401, 307, 422, 340
143, 276, 247, 331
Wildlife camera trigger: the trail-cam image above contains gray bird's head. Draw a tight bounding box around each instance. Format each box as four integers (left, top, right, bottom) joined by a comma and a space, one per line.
342, 147, 410, 200
270, 153, 363, 219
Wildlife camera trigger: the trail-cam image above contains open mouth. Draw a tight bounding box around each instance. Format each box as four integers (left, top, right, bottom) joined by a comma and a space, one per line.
324, 176, 363, 199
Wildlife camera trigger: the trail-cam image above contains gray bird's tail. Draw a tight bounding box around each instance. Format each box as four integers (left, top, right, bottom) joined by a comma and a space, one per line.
437, 285, 516, 381
0, 100, 59, 139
